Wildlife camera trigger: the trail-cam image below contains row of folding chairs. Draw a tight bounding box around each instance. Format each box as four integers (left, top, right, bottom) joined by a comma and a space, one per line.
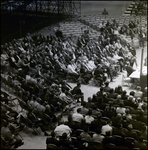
59, 21, 100, 37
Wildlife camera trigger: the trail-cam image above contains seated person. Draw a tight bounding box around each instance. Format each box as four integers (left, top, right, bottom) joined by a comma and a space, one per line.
92, 128, 105, 143
46, 131, 59, 146
1, 121, 23, 148
79, 63, 92, 84
93, 64, 104, 86
84, 109, 95, 125
104, 102, 116, 118
87, 57, 96, 71
102, 131, 114, 146
112, 123, 124, 136
121, 90, 128, 100
80, 127, 92, 142
72, 108, 84, 123
116, 103, 126, 115
114, 95, 124, 105
80, 101, 89, 115
54, 121, 72, 140
103, 81, 111, 93
71, 82, 84, 103
58, 133, 73, 149
134, 86, 143, 99
107, 88, 118, 99
64, 114, 77, 130
114, 85, 123, 95
142, 87, 147, 102
67, 59, 79, 78
61, 80, 72, 97
125, 124, 138, 140
123, 108, 132, 120
86, 97, 96, 109
101, 120, 113, 136
111, 113, 122, 128
124, 95, 137, 109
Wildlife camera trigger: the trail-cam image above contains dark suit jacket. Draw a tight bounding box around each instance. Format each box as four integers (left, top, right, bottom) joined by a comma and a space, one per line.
111, 116, 122, 127
125, 130, 138, 140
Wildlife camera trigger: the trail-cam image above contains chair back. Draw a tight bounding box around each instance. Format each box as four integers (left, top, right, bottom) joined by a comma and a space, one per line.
46, 144, 58, 150
105, 143, 117, 149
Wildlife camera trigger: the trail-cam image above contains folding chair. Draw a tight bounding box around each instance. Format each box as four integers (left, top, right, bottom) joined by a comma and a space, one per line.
46, 143, 58, 150
104, 143, 117, 150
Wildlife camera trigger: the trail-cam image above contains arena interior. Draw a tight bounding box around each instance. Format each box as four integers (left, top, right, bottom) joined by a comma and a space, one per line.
1, 1, 147, 149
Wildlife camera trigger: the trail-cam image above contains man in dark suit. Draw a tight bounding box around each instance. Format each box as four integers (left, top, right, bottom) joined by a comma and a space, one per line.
93, 64, 104, 86
71, 82, 84, 103
107, 88, 118, 99
103, 81, 111, 93
125, 124, 138, 140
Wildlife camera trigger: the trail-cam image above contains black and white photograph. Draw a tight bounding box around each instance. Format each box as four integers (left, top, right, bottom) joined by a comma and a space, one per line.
1, 1, 147, 149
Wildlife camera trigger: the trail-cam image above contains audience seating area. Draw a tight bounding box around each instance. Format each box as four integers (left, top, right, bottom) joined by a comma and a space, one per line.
59, 21, 99, 39
1, 10, 147, 149
46, 83, 147, 150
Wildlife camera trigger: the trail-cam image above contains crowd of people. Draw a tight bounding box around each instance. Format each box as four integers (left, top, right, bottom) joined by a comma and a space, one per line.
1, 12, 147, 149
46, 83, 147, 149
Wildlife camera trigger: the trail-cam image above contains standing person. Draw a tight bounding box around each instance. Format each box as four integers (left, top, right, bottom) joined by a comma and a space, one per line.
138, 30, 144, 48
71, 82, 84, 103
93, 64, 104, 86
129, 28, 135, 43
107, 64, 113, 82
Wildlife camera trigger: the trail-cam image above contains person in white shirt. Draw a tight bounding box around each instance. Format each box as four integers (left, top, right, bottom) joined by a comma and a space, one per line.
116, 103, 126, 115
84, 109, 95, 124
67, 60, 78, 75
101, 119, 113, 136
123, 108, 132, 120
136, 97, 144, 110
72, 108, 84, 123
134, 86, 143, 99
92, 128, 105, 143
115, 39, 122, 51
54, 122, 72, 140
87, 58, 96, 71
